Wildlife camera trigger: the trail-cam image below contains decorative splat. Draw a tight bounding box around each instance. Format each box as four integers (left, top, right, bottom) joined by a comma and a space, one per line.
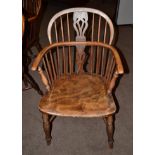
73, 11, 88, 40
73, 11, 88, 73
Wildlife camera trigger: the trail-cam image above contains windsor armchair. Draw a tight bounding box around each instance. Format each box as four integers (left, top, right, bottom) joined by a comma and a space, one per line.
32, 8, 124, 148
22, 0, 43, 95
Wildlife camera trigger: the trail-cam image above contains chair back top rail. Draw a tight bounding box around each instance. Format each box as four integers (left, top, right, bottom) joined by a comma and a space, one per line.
47, 8, 114, 45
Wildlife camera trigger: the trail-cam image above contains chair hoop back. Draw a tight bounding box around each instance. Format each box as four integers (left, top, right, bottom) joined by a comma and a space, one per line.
47, 7, 114, 45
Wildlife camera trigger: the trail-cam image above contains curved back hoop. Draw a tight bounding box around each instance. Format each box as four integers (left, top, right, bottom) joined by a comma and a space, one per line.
47, 8, 114, 45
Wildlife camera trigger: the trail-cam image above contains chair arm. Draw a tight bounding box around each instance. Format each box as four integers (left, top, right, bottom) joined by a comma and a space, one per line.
31, 41, 124, 75
105, 45, 124, 75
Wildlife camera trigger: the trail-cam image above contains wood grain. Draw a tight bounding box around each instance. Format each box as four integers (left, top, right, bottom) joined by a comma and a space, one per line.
30, 8, 125, 148
39, 74, 116, 117
47, 8, 114, 44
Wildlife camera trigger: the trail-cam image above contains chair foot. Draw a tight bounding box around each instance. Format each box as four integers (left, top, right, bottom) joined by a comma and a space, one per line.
46, 137, 52, 145
108, 140, 113, 149
42, 113, 52, 145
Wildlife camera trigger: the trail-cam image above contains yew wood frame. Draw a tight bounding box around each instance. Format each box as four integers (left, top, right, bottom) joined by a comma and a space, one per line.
32, 41, 124, 148
31, 8, 124, 149
47, 7, 114, 45
32, 42, 123, 73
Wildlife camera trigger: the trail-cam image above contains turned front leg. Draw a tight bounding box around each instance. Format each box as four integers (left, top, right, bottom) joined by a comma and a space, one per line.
104, 115, 114, 149
42, 113, 52, 145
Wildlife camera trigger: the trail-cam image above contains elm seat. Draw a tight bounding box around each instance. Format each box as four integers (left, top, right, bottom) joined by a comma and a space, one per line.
39, 74, 116, 117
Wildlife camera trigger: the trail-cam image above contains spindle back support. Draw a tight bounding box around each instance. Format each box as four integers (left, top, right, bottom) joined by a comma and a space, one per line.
38, 8, 116, 88
32, 42, 123, 91
47, 8, 114, 44
31, 8, 124, 147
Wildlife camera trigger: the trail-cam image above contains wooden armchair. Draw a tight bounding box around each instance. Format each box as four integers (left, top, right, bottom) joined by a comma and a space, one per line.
32, 8, 124, 148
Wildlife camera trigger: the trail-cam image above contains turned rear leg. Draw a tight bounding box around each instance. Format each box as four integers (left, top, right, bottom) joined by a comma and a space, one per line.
42, 113, 52, 145
103, 115, 114, 149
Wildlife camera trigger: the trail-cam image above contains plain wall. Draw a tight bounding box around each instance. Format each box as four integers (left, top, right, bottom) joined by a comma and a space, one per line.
116, 0, 133, 25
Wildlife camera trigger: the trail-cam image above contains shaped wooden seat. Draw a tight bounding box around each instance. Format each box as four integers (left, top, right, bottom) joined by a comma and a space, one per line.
32, 8, 124, 149
39, 74, 116, 117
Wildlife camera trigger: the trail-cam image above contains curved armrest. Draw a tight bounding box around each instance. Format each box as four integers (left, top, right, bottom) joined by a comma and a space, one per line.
31, 41, 124, 74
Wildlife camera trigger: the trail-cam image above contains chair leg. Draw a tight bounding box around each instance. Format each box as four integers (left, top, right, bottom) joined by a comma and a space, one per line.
42, 113, 52, 145
104, 115, 114, 149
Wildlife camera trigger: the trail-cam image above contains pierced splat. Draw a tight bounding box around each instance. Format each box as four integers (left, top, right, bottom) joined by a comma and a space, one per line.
73, 11, 88, 73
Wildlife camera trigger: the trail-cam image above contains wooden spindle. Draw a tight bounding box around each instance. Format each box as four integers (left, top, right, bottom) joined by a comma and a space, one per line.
106, 53, 113, 82
107, 57, 115, 82
102, 21, 109, 77
60, 16, 66, 74
109, 62, 116, 82
38, 66, 50, 91
104, 51, 110, 79
104, 21, 107, 43
67, 13, 72, 74
42, 58, 51, 85
105, 52, 111, 82
101, 47, 106, 76
90, 13, 94, 74
45, 54, 53, 84
49, 52, 56, 80
107, 71, 118, 94
54, 21, 60, 77
97, 16, 101, 42
101, 21, 107, 76
96, 16, 101, 74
